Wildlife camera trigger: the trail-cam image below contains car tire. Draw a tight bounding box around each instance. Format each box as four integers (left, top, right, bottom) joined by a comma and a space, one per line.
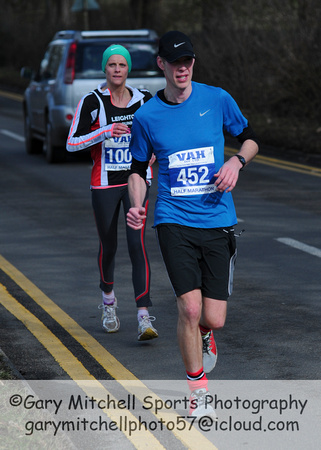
44, 120, 66, 164
24, 113, 43, 154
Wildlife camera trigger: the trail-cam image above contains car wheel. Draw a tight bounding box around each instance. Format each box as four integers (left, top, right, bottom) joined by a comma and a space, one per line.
44, 120, 65, 163
24, 113, 43, 154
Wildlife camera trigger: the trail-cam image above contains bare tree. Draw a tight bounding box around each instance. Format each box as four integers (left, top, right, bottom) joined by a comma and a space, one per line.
1, 0, 320, 153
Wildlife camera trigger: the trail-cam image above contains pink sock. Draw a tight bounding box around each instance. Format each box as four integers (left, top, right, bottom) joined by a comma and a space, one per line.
186, 368, 208, 392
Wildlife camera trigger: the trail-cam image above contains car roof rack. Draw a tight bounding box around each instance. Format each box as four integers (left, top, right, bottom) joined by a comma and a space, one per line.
53, 30, 79, 40
53, 29, 158, 41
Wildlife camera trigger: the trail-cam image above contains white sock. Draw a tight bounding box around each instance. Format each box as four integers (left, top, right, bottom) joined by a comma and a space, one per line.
103, 290, 115, 305
137, 309, 148, 321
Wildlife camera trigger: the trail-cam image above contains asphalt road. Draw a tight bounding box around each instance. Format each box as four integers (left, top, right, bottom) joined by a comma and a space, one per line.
0, 92, 321, 383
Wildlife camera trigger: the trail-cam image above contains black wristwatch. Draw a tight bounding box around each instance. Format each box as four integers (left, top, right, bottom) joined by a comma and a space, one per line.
234, 154, 246, 170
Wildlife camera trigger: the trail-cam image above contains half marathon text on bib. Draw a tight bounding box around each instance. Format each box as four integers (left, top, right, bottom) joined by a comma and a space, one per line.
104, 134, 132, 171
168, 146, 217, 196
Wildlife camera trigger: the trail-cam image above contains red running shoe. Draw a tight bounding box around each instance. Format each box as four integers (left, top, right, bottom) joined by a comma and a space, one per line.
202, 330, 217, 373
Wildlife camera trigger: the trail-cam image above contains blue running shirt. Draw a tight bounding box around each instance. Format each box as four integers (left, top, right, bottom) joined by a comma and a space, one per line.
130, 81, 248, 228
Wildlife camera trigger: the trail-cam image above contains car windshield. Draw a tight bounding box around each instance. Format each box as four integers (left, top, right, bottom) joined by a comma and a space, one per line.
75, 42, 162, 79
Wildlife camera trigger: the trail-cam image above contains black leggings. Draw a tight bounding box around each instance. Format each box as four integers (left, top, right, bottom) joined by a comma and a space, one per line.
92, 185, 151, 308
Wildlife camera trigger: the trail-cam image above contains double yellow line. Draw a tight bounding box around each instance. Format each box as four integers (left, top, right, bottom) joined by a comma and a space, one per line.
0, 90, 23, 102
225, 146, 321, 177
0, 254, 217, 449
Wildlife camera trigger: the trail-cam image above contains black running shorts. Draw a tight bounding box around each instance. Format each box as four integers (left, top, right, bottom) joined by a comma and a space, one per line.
156, 224, 237, 300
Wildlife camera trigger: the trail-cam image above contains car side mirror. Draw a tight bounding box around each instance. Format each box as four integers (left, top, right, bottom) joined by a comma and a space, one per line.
20, 67, 34, 80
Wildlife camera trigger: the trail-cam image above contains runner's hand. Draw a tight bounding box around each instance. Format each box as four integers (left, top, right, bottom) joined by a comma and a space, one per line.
127, 207, 146, 230
214, 157, 241, 193
111, 123, 131, 137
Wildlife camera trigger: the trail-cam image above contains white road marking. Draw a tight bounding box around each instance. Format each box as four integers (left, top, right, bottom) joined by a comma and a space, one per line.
0, 129, 25, 142
277, 237, 321, 258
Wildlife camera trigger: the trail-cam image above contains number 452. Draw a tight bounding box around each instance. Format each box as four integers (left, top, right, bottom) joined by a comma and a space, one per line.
177, 166, 210, 185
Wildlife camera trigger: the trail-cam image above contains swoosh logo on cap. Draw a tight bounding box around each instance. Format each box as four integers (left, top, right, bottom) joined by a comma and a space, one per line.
174, 42, 185, 48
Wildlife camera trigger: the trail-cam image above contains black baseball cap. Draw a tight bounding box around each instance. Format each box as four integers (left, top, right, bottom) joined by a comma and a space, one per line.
158, 31, 195, 62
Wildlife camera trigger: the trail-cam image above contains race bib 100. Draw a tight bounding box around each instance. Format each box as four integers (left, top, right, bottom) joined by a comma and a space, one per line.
168, 146, 217, 196
104, 134, 132, 171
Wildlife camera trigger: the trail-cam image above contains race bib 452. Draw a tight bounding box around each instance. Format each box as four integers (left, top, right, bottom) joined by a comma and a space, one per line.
168, 146, 217, 196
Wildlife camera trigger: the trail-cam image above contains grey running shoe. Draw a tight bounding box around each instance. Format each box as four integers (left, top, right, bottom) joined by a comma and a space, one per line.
99, 298, 120, 333
202, 330, 217, 373
189, 388, 217, 419
138, 315, 158, 341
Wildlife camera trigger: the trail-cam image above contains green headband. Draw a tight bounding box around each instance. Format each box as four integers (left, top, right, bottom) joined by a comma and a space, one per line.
101, 45, 132, 73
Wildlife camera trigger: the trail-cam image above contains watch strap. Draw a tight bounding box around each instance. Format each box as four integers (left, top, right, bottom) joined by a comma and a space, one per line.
235, 154, 246, 170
